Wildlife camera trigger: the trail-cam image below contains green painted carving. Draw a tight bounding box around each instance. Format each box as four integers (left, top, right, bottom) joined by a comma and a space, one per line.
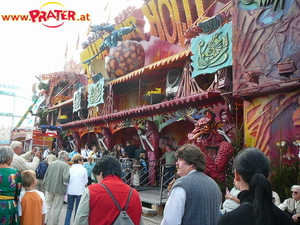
111, 117, 147, 134
111, 107, 212, 133
154, 107, 210, 132
87, 78, 104, 108
197, 31, 229, 69
73, 87, 81, 113
240, 0, 285, 11
191, 22, 232, 78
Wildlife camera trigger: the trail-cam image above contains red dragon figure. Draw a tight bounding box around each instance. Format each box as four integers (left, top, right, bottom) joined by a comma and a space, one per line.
188, 110, 234, 181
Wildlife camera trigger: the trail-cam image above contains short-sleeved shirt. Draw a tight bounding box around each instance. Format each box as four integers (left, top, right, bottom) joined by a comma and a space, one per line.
161, 151, 176, 167
81, 149, 91, 159
18, 190, 47, 225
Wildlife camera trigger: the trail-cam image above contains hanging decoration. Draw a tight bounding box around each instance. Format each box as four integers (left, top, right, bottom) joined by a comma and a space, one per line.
191, 22, 232, 78
82, 23, 137, 65
87, 78, 104, 108
31, 96, 45, 115
73, 87, 82, 113
106, 40, 145, 77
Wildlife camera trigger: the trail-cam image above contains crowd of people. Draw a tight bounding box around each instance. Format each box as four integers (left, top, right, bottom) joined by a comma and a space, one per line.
1, 140, 300, 225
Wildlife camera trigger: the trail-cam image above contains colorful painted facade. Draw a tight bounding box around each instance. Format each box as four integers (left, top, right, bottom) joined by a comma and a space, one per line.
231, 0, 300, 162
13, 0, 300, 184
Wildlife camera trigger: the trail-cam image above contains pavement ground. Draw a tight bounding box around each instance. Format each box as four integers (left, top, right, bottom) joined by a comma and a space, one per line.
47, 202, 163, 225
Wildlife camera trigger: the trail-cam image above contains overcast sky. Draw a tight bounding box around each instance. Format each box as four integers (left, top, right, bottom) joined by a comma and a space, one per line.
0, 0, 143, 130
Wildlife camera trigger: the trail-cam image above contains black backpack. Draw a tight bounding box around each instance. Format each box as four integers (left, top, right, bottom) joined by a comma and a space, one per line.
35, 161, 48, 179
100, 183, 134, 225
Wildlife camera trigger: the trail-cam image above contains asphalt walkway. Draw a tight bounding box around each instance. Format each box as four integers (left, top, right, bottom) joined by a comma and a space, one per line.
48, 202, 163, 225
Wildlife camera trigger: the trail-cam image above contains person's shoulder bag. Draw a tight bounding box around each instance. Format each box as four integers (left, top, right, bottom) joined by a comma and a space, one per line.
99, 183, 134, 225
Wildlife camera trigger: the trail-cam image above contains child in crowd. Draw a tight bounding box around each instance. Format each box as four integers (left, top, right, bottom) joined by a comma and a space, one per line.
83, 156, 96, 185
121, 152, 132, 184
139, 153, 148, 186
18, 170, 47, 225
131, 159, 140, 187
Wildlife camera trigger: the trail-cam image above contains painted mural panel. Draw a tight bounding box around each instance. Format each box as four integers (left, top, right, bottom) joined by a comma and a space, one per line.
244, 89, 300, 160
191, 22, 233, 78
232, 0, 300, 92
73, 87, 81, 113
87, 78, 104, 108
80, 0, 231, 75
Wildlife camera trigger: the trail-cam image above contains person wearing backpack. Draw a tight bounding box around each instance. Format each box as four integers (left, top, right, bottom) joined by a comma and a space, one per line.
73, 155, 144, 225
35, 160, 49, 193
35, 151, 57, 193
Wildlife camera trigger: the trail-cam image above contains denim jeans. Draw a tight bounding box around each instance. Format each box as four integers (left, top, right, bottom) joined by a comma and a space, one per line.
164, 165, 175, 186
64, 194, 82, 225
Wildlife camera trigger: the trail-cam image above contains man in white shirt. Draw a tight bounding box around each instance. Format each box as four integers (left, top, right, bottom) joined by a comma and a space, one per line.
10, 141, 41, 172
278, 185, 300, 223
81, 143, 91, 162
89, 146, 101, 159
161, 144, 222, 225
43, 146, 52, 159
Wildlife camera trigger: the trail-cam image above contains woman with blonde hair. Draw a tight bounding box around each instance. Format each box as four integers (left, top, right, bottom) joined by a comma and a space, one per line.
64, 154, 88, 225
83, 156, 96, 185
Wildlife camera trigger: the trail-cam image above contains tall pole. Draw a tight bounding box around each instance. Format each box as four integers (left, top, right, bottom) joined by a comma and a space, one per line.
13, 98, 38, 131
11, 95, 16, 131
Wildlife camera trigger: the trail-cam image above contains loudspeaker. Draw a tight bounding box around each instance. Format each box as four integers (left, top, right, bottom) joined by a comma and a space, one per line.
277, 61, 297, 77
166, 69, 181, 100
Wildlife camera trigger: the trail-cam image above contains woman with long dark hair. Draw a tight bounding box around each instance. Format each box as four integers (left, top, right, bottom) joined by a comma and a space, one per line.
111, 144, 122, 158
218, 147, 294, 225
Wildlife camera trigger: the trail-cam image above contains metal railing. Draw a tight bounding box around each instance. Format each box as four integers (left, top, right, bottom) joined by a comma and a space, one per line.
118, 158, 176, 204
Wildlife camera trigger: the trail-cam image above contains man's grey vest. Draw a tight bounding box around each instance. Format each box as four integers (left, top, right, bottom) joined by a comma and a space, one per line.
172, 171, 222, 225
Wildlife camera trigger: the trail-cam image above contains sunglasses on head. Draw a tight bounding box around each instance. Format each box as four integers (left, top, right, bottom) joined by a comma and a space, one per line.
291, 191, 298, 194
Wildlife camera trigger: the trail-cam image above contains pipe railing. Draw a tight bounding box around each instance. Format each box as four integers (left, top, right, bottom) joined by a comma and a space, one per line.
118, 158, 176, 204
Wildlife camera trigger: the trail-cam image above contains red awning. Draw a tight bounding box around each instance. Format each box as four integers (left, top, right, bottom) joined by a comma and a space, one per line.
60, 91, 221, 128
109, 50, 191, 85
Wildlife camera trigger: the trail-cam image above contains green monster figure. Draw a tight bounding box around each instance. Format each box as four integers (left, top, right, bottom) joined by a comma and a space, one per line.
35, 108, 57, 125
83, 22, 136, 65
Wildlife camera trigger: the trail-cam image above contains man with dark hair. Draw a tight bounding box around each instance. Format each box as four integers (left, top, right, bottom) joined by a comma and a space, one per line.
124, 141, 137, 159
73, 155, 143, 225
160, 144, 176, 186
161, 144, 222, 225
81, 143, 91, 162
43, 145, 52, 159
